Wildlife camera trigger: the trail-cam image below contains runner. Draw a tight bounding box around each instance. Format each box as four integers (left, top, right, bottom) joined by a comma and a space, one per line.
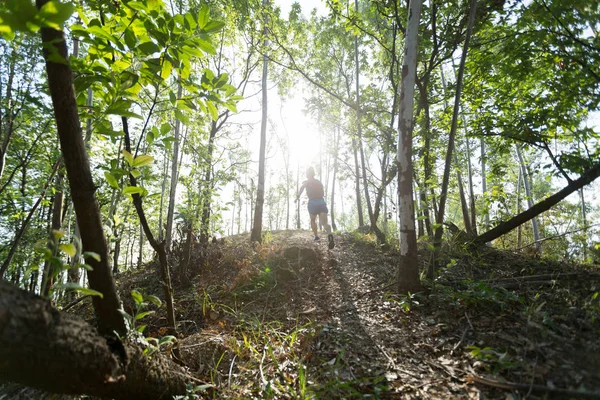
296, 167, 335, 249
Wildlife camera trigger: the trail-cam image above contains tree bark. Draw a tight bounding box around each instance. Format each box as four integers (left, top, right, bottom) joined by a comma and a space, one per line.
330, 126, 340, 231
36, 5, 126, 335
0, 160, 60, 279
352, 138, 365, 227
251, 0, 269, 243
396, 0, 423, 294
476, 163, 600, 244
41, 172, 65, 297
433, 0, 478, 256
165, 82, 183, 251
516, 145, 541, 252
122, 117, 177, 337
0, 280, 187, 399
480, 137, 489, 231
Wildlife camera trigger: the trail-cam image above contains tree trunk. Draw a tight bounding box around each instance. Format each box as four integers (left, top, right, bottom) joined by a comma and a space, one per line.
296, 162, 301, 229
465, 137, 477, 235
41, 172, 65, 297
396, 0, 423, 294
330, 126, 340, 231
516, 168, 522, 249
454, 154, 474, 236
580, 189, 587, 261
433, 0, 478, 261
200, 121, 217, 244
516, 145, 541, 252
352, 138, 365, 227
38, 21, 126, 333
0, 280, 188, 399
122, 117, 177, 337
251, 0, 269, 243
158, 146, 169, 242
353, 0, 378, 239
481, 137, 489, 231
0, 160, 60, 279
476, 163, 600, 244
165, 82, 183, 251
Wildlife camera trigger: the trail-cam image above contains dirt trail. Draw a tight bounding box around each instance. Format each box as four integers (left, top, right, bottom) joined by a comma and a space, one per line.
304, 233, 479, 399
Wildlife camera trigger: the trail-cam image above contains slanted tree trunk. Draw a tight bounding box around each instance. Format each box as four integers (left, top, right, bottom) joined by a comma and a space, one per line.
396, 0, 423, 294
433, 0, 478, 271
0, 280, 188, 400
251, 0, 269, 243
516, 145, 541, 252
122, 117, 177, 337
37, 0, 126, 334
476, 163, 600, 244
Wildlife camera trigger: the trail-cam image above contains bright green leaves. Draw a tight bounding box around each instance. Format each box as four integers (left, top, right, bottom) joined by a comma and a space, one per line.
0, 0, 74, 39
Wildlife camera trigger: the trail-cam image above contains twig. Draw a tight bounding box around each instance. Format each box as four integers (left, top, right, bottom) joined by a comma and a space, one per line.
228, 354, 237, 388
467, 375, 600, 398
525, 353, 538, 399
356, 281, 396, 299
259, 349, 267, 387
464, 312, 474, 330
62, 294, 91, 311
452, 327, 469, 354
516, 223, 600, 251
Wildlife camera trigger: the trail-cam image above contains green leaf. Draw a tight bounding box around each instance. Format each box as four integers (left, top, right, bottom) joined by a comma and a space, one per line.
131, 290, 143, 305
36, 1, 74, 30
206, 100, 218, 121
56, 282, 104, 299
160, 123, 171, 135
174, 109, 189, 124
136, 324, 147, 333
146, 295, 162, 307
123, 186, 144, 195
198, 5, 209, 29
52, 229, 65, 241
123, 150, 134, 166
159, 335, 177, 345
202, 20, 225, 34
195, 38, 216, 55
104, 171, 119, 189
83, 251, 101, 262
133, 155, 153, 168
59, 243, 77, 258
136, 310, 155, 320
130, 169, 141, 179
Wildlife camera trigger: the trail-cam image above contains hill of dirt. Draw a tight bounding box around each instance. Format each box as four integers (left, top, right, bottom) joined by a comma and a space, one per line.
3, 229, 600, 399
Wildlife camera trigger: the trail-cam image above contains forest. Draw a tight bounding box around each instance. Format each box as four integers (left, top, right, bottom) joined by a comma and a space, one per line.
0, 0, 599, 398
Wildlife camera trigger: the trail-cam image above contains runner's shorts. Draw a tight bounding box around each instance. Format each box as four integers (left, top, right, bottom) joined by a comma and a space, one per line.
307, 198, 328, 216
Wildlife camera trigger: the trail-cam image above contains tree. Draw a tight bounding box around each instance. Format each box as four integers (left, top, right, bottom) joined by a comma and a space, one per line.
396, 0, 423, 294
251, 0, 270, 243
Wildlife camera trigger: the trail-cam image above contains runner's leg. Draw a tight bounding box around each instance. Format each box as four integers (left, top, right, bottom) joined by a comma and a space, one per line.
319, 212, 331, 234
310, 214, 318, 237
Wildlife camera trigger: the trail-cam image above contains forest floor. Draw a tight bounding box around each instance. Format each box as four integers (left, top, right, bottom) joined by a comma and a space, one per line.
3, 229, 600, 399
